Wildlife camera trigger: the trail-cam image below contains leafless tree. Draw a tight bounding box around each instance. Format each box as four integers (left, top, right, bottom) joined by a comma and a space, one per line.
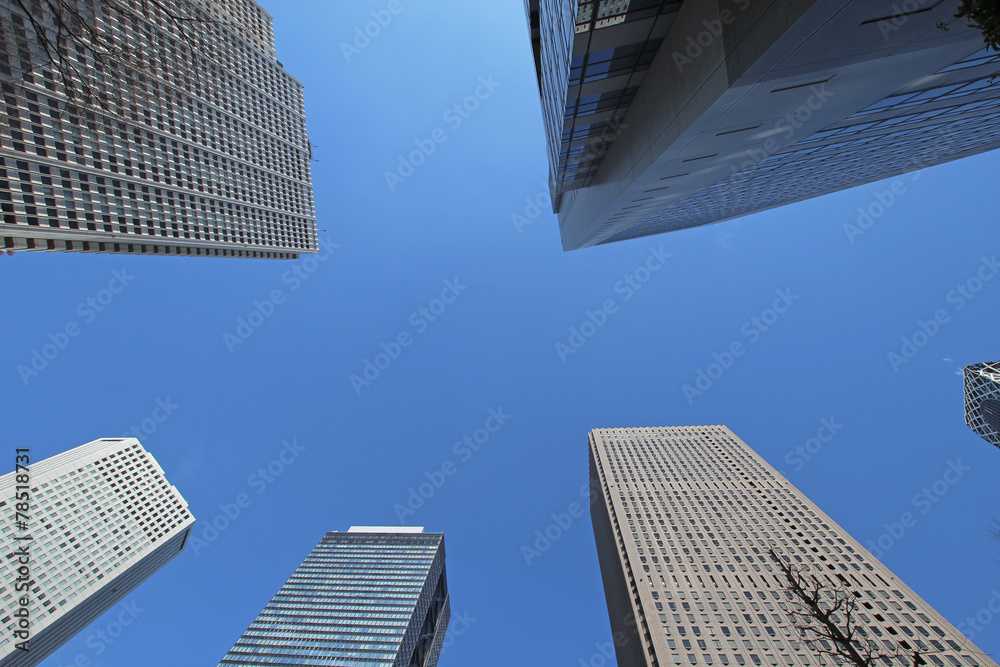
0, 0, 218, 123
769, 549, 926, 667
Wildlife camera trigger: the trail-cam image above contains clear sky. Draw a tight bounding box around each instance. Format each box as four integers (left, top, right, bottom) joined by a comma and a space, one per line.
4, 1, 1000, 665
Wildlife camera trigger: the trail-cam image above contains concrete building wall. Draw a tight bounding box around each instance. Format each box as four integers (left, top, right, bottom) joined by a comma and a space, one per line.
0, 0, 316, 259
590, 426, 997, 667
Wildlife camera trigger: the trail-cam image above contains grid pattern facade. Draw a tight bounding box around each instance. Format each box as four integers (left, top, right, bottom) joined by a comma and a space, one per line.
963, 360, 1000, 448
0, 0, 316, 259
0, 437, 194, 666
527, 0, 576, 208
189, 0, 277, 58
528, 0, 682, 209
530, 0, 1000, 250
218, 530, 450, 667
599, 51, 1000, 247
589, 426, 996, 667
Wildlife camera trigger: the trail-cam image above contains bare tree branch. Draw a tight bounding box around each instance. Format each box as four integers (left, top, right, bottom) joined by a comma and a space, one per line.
1, 0, 223, 126
769, 549, 921, 667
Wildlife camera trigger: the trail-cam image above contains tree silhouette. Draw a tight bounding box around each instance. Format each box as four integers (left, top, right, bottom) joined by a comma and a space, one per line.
939, 1, 1000, 51
769, 549, 925, 667
0, 0, 217, 122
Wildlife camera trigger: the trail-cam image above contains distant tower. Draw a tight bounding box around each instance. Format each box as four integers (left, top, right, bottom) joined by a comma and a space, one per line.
0, 0, 317, 259
589, 426, 996, 667
964, 360, 1000, 448
526, 0, 1000, 250
217, 527, 450, 667
0, 438, 195, 667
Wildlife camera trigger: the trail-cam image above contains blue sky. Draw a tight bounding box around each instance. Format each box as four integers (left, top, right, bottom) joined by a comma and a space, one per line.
3, 1, 1000, 665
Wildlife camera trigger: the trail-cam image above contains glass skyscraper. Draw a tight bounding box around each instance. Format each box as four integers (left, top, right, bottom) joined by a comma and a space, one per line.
217, 526, 450, 667
527, 1, 1000, 250
963, 360, 1000, 448
589, 426, 996, 667
0, 438, 194, 667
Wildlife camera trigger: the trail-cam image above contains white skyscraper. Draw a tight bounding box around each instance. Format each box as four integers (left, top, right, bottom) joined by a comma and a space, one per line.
0, 0, 316, 259
589, 426, 996, 667
0, 438, 194, 666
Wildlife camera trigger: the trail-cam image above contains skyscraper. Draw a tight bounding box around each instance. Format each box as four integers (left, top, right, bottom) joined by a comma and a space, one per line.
217, 526, 450, 667
0, 0, 316, 259
527, 1, 1000, 250
589, 426, 996, 667
963, 360, 1000, 448
0, 437, 194, 667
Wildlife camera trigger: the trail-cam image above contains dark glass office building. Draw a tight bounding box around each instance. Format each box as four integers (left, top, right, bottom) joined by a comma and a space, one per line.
526, 1, 1000, 250
964, 360, 1000, 448
217, 527, 450, 667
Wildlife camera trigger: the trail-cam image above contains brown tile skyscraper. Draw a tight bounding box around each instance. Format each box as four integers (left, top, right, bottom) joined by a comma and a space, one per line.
589, 426, 995, 667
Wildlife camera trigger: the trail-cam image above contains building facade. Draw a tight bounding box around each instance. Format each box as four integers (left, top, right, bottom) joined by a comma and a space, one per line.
0, 437, 194, 667
527, 1, 1000, 250
0, 0, 316, 259
963, 360, 1000, 448
589, 426, 996, 667
217, 526, 450, 667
